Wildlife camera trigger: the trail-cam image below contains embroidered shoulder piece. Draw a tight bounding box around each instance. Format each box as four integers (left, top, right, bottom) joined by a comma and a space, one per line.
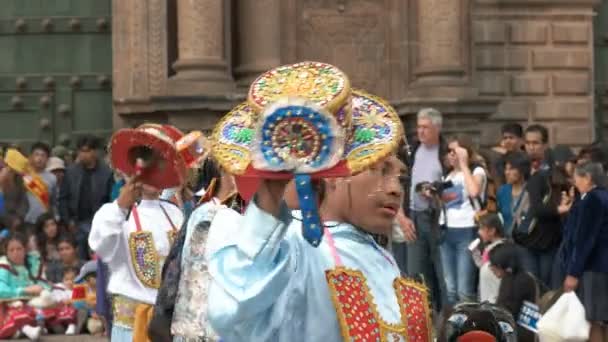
325, 266, 432, 342
129, 231, 161, 289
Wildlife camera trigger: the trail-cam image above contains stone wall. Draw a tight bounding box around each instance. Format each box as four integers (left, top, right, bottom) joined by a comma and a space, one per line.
111, 0, 601, 148
473, 0, 598, 147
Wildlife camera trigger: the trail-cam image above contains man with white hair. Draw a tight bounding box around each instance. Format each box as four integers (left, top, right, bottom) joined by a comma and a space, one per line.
397, 107, 448, 312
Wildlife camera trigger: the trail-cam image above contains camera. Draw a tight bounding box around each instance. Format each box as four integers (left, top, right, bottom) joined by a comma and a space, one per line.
414, 180, 454, 195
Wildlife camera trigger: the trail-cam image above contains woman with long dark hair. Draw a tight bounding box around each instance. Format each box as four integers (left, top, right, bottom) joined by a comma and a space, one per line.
35, 212, 65, 264
439, 134, 487, 306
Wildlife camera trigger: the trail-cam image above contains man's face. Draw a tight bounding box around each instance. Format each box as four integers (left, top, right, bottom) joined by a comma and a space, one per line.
524, 131, 546, 161
327, 155, 405, 235
417, 118, 440, 145
502, 132, 522, 152
77, 146, 97, 167
29, 149, 49, 171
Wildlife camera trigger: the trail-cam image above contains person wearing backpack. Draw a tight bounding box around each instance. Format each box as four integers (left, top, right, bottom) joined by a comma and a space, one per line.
439, 135, 487, 306
513, 125, 563, 288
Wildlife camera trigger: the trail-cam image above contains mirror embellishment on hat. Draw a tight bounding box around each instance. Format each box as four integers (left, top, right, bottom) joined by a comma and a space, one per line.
211, 62, 406, 247
345, 90, 403, 174
249, 62, 350, 115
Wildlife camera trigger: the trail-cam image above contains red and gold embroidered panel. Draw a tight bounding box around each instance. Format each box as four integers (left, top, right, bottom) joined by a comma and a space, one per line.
326, 267, 432, 342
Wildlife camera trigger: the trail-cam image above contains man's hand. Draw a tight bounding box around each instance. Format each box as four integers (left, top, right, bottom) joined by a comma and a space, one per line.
558, 190, 573, 215
116, 177, 142, 210
563, 275, 579, 292
396, 209, 417, 242
256, 179, 290, 218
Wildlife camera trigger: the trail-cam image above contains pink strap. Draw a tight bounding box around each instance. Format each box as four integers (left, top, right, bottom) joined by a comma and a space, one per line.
324, 228, 343, 266
482, 249, 491, 264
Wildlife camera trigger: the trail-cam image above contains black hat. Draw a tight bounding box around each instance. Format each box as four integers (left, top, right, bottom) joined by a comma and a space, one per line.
444, 302, 517, 342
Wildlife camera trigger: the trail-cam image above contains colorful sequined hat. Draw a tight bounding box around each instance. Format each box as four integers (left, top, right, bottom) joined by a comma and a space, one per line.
211, 61, 404, 246
109, 124, 188, 189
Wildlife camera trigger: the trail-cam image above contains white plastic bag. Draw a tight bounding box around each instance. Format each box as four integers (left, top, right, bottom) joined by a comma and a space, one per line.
537, 292, 590, 342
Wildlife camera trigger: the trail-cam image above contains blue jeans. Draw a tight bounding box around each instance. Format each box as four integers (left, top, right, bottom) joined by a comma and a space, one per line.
519, 245, 557, 288
439, 227, 477, 306
405, 210, 447, 311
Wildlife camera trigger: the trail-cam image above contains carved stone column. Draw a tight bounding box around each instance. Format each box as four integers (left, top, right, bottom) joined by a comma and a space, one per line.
171, 0, 234, 93
410, 0, 473, 96
234, 0, 282, 88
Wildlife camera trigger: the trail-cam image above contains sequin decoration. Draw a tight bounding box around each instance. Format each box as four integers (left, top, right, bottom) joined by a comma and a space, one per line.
211, 103, 258, 175
394, 278, 433, 342
167, 229, 177, 248
248, 61, 351, 116
253, 99, 344, 173
112, 295, 138, 329
129, 231, 161, 289
326, 267, 432, 342
345, 89, 404, 174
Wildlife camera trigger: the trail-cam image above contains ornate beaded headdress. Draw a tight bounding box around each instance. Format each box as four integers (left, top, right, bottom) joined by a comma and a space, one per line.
211, 61, 403, 246
109, 124, 210, 190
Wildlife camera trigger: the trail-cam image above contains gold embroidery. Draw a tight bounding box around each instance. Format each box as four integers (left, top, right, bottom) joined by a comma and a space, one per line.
112, 295, 138, 328
326, 266, 432, 342
128, 231, 161, 289
167, 229, 177, 247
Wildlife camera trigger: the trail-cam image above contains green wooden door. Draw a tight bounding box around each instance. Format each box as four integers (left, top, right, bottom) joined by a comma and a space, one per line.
0, 0, 112, 151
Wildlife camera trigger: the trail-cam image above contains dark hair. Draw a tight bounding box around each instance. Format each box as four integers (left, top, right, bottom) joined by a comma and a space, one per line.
448, 134, 477, 169
62, 267, 79, 277
504, 151, 531, 180
197, 158, 222, 198
56, 234, 78, 249
3, 232, 36, 281
577, 143, 608, 169
35, 213, 65, 261
489, 243, 522, 274
501, 123, 523, 138
477, 213, 504, 237
76, 135, 101, 150
525, 124, 549, 144
30, 141, 51, 156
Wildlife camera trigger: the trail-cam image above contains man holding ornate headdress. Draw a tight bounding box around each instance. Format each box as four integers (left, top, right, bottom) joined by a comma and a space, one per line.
204, 62, 433, 341
89, 124, 209, 342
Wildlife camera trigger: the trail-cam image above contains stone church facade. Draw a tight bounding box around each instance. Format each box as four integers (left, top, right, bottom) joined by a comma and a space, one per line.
112, 0, 603, 147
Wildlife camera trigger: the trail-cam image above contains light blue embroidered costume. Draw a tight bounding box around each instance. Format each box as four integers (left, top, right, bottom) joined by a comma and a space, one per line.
172, 199, 223, 341
206, 200, 403, 342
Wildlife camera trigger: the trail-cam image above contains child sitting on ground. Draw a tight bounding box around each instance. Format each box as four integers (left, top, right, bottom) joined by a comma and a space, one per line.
72, 261, 103, 336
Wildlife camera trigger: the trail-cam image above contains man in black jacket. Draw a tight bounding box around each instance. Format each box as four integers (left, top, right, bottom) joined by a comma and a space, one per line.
395, 107, 449, 312
514, 124, 562, 287
59, 135, 114, 260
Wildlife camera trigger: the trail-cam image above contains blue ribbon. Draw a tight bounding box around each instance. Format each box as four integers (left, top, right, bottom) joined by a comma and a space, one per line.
294, 174, 323, 247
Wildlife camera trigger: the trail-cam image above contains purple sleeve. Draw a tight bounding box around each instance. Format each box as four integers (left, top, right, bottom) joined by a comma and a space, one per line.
95, 259, 112, 324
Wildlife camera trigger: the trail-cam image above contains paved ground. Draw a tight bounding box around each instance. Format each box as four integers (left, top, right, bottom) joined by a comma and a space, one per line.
8, 335, 106, 341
